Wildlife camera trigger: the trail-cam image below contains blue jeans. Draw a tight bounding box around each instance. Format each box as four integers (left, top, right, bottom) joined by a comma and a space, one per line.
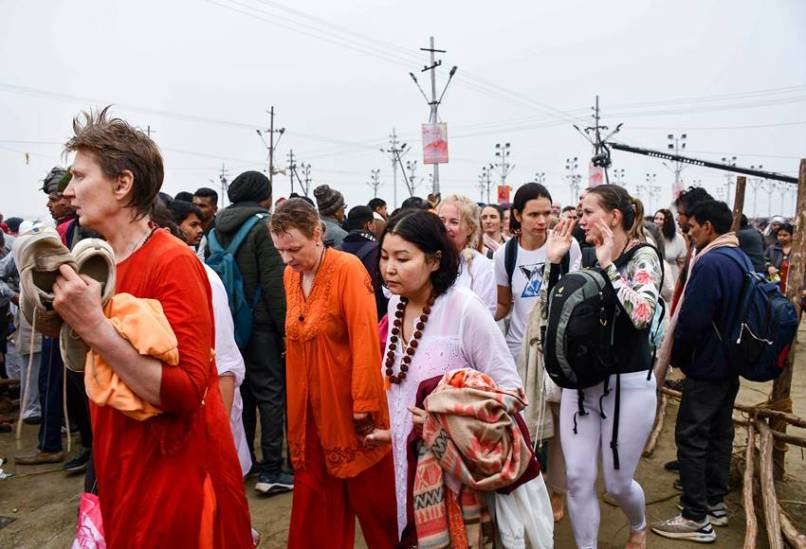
37, 337, 63, 453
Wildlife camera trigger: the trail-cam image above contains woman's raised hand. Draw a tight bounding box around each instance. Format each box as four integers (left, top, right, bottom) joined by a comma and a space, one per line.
594, 220, 616, 268
546, 218, 576, 264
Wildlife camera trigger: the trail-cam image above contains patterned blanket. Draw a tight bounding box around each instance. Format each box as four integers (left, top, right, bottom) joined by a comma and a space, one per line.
413, 369, 530, 548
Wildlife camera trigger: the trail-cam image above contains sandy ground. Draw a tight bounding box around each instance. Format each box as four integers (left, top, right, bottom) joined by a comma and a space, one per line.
1, 326, 804, 548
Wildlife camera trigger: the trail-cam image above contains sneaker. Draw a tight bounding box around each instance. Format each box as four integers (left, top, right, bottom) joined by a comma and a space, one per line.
63, 447, 91, 474
651, 514, 716, 543
677, 500, 729, 526
255, 471, 294, 495
59, 239, 116, 372
673, 478, 683, 491
14, 449, 65, 465
664, 459, 680, 472
12, 226, 77, 338
22, 416, 42, 425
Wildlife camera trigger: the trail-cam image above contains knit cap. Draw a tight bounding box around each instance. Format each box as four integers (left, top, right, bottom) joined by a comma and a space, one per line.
313, 184, 345, 217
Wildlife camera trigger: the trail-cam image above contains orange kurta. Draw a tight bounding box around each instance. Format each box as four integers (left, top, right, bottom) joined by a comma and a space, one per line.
284, 248, 390, 478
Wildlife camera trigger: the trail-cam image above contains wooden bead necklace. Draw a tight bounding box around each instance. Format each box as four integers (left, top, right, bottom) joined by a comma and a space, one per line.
384, 294, 436, 384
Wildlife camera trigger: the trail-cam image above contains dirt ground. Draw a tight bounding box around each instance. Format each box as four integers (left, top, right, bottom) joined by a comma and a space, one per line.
1, 326, 804, 548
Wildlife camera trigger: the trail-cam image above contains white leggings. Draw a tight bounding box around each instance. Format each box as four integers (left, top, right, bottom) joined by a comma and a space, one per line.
560, 372, 657, 549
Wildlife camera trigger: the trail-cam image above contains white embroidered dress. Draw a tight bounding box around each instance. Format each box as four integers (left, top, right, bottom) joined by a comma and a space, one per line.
383, 285, 522, 537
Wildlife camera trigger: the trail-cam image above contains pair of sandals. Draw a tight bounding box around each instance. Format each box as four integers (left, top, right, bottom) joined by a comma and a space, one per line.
13, 226, 115, 372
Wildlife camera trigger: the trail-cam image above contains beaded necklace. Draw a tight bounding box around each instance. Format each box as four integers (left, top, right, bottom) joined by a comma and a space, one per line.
384, 294, 436, 384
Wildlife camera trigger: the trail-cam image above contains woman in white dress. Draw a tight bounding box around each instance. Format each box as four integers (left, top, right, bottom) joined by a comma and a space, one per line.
366, 209, 525, 540
654, 208, 687, 284
436, 194, 497, 314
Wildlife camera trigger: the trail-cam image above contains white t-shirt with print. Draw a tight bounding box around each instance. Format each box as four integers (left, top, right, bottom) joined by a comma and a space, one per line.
494, 237, 582, 360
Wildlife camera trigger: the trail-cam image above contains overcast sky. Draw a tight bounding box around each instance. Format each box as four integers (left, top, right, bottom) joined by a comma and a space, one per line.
1, 0, 804, 222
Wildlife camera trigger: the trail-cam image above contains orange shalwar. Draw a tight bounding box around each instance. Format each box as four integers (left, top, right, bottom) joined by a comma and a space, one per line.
284, 249, 397, 548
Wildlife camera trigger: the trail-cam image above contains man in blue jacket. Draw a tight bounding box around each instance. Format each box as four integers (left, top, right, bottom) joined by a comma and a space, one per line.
652, 200, 745, 543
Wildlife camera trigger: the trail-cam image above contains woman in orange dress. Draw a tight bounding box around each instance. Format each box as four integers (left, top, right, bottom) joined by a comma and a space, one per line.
269, 198, 397, 549
53, 108, 252, 547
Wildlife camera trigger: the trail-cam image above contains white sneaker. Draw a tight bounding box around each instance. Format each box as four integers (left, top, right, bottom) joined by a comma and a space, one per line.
651, 514, 716, 543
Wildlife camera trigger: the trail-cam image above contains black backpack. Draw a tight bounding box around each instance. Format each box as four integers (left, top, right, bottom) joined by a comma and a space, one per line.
542, 243, 664, 469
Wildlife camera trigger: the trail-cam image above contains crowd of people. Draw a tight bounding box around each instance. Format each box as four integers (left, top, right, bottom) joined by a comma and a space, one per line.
0, 107, 802, 548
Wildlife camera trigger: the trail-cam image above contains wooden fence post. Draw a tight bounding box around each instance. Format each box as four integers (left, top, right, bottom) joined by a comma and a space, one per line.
770, 159, 806, 479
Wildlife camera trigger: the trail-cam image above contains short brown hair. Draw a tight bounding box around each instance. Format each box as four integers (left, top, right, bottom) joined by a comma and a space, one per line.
269, 198, 320, 238
65, 106, 163, 219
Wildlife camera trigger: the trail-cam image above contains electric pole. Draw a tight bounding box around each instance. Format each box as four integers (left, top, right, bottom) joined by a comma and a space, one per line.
218, 163, 229, 208
287, 150, 296, 193
380, 129, 408, 208
298, 162, 311, 197
749, 164, 764, 217
495, 143, 514, 203
405, 160, 419, 196
566, 157, 581, 205
409, 37, 458, 195
612, 168, 626, 187
367, 168, 382, 198
721, 155, 738, 206
644, 172, 659, 212
664, 133, 688, 198
256, 106, 285, 195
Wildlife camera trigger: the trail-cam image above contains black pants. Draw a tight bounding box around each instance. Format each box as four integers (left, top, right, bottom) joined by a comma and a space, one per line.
66, 369, 92, 449
240, 329, 286, 474
38, 337, 63, 453
676, 376, 740, 522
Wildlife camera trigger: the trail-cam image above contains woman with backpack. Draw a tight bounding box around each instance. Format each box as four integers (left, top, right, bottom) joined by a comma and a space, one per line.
548, 185, 663, 549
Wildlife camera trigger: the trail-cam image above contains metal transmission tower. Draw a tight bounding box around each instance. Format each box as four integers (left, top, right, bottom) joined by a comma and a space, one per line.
409, 36, 458, 195
380, 129, 409, 207
256, 106, 286, 193
721, 155, 738, 206
495, 143, 514, 202
566, 157, 582, 204
664, 133, 688, 198
367, 168, 382, 198
749, 164, 764, 217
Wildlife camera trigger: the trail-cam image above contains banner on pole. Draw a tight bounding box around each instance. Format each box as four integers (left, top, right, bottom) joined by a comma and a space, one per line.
672, 181, 684, 200
497, 184, 511, 204
422, 123, 449, 164
589, 163, 604, 186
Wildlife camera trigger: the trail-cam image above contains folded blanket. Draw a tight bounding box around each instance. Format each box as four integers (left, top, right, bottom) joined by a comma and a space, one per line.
413, 369, 532, 549
84, 293, 179, 421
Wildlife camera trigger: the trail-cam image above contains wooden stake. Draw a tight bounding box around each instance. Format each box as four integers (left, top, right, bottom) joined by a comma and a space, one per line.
770, 158, 806, 479
757, 420, 784, 549
742, 423, 757, 549
643, 392, 667, 457
660, 386, 806, 429
731, 176, 747, 232
779, 505, 806, 548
